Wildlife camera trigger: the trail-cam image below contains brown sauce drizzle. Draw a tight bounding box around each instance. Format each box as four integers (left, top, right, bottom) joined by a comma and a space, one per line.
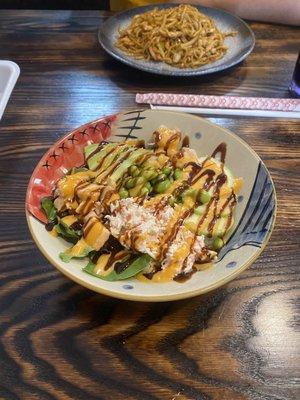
190, 168, 215, 186
85, 141, 109, 162
143, 261, 161, 280
180, 161, 230, 274
223, 193, 237, 232
211, 142, 227, 164
138, 152, 152, 166
70, 221, 83, 231
101, 189, 116, 209
153, 131, 162, 148
74, 182, 91, 202
130, 228, 143, 249
182, 135, 190, 148
45, 220, 58, 231
180, 171, 227, 273
164, 133, 179, 152
153, 196, 170, 216
82, 193, 100, 216
100, 236, 124, 255
83, 218, 98, 237
172, 181, 190, 199
96, 145, 128, 173
104, 250, 131, 271
97, 148, 135, 185
158, 208, 192, 262
183, 162, 202, 183
143, 271, 156, 280
196, 248, 211, 263
94, 147, 116, 171
173, 268, 195, 282
180, 196, 214, 272
172, 149, 184, 165
207, 173, 227, 235
114, 253, 138, 274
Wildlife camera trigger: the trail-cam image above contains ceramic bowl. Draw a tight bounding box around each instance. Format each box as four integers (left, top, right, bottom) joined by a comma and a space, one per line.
26, 110, 276, 301
98, 4, 255, 77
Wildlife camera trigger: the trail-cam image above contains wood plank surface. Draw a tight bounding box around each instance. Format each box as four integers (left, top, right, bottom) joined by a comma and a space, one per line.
0, 10, 299, 400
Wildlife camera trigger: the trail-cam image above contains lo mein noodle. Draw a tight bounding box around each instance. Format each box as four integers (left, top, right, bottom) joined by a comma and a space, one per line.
115, 5, 235, 69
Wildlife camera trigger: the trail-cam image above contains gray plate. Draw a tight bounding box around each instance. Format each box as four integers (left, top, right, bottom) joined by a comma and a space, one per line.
98, 3, 255, 77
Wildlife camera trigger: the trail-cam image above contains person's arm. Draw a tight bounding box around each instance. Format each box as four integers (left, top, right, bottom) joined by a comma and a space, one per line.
175, 0, 300, 25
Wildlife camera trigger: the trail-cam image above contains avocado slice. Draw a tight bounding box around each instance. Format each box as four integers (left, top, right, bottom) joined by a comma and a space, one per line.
84, 143, 98, 160
87, 143, 117, 170
110, 148, 148, 182
212, 217, 228, 238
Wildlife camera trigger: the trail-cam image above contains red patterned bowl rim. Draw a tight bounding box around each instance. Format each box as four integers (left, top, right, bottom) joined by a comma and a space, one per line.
25, 113, 118, 223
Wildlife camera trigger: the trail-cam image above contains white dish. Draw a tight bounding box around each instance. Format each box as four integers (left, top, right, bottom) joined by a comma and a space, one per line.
0, 60, 20, 120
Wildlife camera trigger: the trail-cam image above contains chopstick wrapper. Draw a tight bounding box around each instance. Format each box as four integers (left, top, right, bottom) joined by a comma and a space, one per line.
136, 93, 300, 112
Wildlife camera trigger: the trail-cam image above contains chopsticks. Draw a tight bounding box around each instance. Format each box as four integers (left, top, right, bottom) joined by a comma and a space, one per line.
136, 93, 300, 119
149, 105, 300, 119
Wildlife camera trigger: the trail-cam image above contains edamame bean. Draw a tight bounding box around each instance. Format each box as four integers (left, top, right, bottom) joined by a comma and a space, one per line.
174, 168, 182, 180
129, 165, 140, 177
154, 173, 166, 183
119, 188, 129, 199
168, 196, 176, 206
194, 205, 205, 215
198, 189, 211, 204
140, 187, 149, 196
184, 188, 197, 199
154, 179, 171, 194
134, 176, 145, 186
184, 221, 197, 233
213, 237, 224, 250
142, 169, 157, 180
162, 166, 172, 176
145, 182, 152, 191
125, 178, 135, 189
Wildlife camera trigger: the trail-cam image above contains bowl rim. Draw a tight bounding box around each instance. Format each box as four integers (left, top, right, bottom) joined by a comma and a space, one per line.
26, 110, 277, 302
98, 3, 255, 77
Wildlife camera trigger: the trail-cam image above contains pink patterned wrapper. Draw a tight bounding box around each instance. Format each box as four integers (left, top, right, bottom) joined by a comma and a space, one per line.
136, 93, 300, 112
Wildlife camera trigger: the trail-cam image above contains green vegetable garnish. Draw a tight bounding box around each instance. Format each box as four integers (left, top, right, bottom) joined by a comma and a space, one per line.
83, 254, 152, 281
41, 197, 56, 222
55, 221, 81, 243
59, 242, 93, 263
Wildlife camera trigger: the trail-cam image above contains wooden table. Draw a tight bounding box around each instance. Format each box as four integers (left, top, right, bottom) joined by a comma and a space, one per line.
0, 10, 299, 400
